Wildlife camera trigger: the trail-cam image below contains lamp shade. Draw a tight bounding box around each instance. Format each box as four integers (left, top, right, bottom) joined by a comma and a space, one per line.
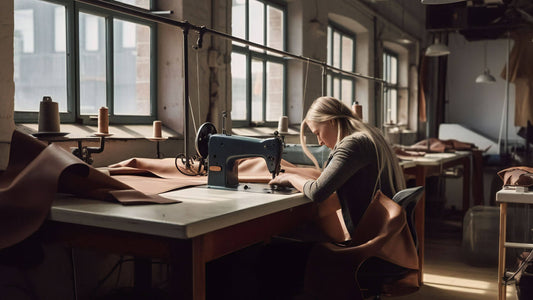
421, 0, 465, 4
425, 42, 450, 56
475, 69, 496, 84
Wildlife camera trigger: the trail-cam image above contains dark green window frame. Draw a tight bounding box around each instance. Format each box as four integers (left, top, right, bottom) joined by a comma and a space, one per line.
326, 22, 356, 103
231, 0, 287, 128
14, 0, 157, 125
383, 49, 399, 124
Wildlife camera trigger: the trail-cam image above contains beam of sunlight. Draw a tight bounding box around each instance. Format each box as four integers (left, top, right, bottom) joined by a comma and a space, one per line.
423, 273, 493, 295
424, 282, 488, 295
424, 273, 492, 289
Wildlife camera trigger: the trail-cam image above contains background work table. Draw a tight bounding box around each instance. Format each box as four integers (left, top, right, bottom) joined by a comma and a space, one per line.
400, 151, 474, 284
496, 188, 533, 300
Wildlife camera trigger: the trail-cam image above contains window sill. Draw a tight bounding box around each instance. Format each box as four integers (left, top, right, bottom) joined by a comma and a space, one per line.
232, 126, 299, 138
16, 123, 181, 141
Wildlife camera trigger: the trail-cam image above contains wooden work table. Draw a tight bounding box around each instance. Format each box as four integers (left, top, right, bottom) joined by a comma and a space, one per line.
47, 185, 313, 300
496, 187, 533, 300
400, 151, 473, 284
45, 151, 474, 297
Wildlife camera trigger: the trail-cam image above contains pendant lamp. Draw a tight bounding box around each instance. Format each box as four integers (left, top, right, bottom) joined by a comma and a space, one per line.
475, 42, 496, 84
425, 34, 450, 57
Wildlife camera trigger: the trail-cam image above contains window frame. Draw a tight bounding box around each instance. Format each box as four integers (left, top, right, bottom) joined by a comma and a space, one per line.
14, 0, 157, 125
383, 49, 399, 125
326, 22, 356, 106
231, 0, 287, 128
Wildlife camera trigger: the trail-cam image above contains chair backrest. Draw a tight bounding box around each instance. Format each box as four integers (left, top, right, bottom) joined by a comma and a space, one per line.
392, 186, 424, 249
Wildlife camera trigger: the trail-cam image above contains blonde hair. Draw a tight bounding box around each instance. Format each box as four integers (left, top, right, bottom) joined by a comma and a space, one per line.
300, 96, 405, 194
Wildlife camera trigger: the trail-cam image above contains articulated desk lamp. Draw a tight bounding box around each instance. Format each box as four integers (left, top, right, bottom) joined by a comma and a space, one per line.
194, 122, 294, 193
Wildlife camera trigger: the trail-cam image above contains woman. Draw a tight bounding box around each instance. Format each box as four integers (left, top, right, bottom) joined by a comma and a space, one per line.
269, 96, 405, 241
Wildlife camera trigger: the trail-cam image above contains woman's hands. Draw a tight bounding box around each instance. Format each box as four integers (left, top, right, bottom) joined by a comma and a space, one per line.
268, 173, 293, 186
269, 173, 309, 192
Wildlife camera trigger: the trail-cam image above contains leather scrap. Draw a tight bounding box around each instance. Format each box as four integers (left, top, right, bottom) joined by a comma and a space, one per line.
106, 157, 322, 194
304, 190, 419, 300
498, 166, 533, 187
0, 130, 177, 250
404, 138, 477, 153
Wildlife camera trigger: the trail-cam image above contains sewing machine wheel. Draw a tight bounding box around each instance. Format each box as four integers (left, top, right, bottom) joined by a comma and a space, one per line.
195, 122, 217, 158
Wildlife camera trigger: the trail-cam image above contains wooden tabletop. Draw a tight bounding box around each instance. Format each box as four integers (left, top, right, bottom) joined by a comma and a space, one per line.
50, 184, 310, 239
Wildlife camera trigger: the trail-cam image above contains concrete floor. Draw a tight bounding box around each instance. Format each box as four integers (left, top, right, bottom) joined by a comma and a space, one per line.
395, 209, 518, 300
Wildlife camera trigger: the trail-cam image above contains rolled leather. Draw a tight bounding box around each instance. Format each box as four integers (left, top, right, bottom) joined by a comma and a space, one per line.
0, 130, 176, 250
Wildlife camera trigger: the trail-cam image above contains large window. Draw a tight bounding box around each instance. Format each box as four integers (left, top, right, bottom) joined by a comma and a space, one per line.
14, 0, 155, 124
326, 23, 356, 107
231, 0, 286, 127
383, 50, 398, 124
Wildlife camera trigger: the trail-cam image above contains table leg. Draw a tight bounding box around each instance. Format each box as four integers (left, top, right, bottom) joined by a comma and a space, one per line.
192, 237, 206, 300
471, 150, 484, 206
498, 203, 507, 300
169, 237, 207, 300
134, 258, 152, 293
461, 157, 471, 212
414, 165, 426, 285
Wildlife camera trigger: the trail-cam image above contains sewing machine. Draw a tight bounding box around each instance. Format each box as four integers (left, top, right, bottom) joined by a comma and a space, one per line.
195, 122, 283, 190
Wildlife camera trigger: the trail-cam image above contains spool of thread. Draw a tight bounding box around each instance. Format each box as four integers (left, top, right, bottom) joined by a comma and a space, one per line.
352, 102, 363, 120
98, 106, 109, 134
278, 116, 289, 134
153, 120, 162, 138
38, 96, 60, 133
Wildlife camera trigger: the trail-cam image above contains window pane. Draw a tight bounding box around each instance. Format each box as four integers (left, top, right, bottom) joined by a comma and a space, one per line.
84, 14, 100, 51
55, 7, 66, 52
231, 52, 247, 120
341, 36, 353, 71
326, 74, 332, 96
332, 31, 340, 68
14, 9, 34, 53
114, 19, 151, 116
266, 62, 283, 122
327, 26, 332, 65
384, 89, 390, 123
232, 0, 246, 46
14, 1, 67, 112
390, 56, 398, 85
341, 79, 353, 106
390, 89, 398, 123
267, 5, 283, 51
122, 21, 136, 48
79, 12, 106, 115
249, 0, 264, 51
114, 0, 150, 10
383, 53, 390, 82
333, 77, 340, 100
251, 59, 263, 122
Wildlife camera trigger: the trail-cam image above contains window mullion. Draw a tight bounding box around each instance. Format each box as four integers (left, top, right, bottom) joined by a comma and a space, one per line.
106, 15, 114, 118
245, 0, 249, 42
73, 1, 82, 122
263, 1, 267, 49
66, 0, 77, 122
245, 0, 250, 124
262, 3, 266, 124
246, 53, 252, 124
262, 59, 266, 123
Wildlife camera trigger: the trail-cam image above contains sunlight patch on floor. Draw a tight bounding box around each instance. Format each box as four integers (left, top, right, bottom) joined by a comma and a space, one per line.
423, 273, 493, 295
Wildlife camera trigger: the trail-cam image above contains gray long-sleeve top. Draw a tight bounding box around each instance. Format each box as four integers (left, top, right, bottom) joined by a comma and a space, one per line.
303, 132, 396, 236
